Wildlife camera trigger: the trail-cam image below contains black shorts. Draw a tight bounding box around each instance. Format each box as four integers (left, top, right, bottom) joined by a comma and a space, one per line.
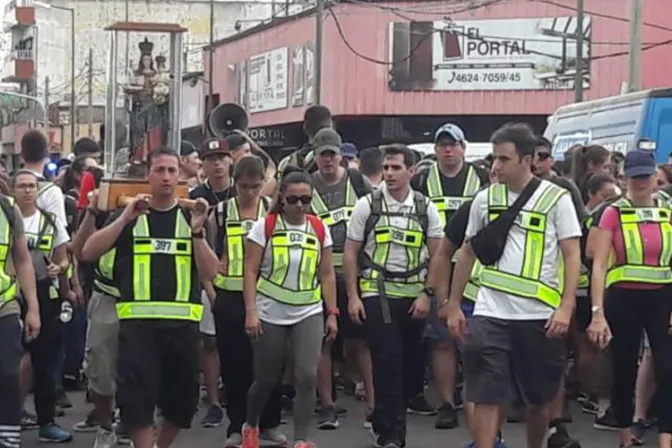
336, 277, 366, 340
574, 295, 592, 333
116, 321, 200, 430
462, 316, 566, 407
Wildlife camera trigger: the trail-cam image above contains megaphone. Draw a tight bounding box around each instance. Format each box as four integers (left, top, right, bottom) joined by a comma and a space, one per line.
207, 103, 249, 138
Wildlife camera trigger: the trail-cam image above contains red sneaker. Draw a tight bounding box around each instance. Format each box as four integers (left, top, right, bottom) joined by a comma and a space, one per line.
242, 424, 259, 448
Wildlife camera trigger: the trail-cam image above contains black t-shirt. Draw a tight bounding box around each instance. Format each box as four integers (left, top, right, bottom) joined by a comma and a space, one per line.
189, 180, 236, 207
445, 200, 472, 248
107, 205, 200, 313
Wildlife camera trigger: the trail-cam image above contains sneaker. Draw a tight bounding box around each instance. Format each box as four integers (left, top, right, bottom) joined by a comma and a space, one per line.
201, 404, 224, 428
593, 408, 619, 431
382, 441, 404, 448
113, 422, 131, 445
242, 423, 260, 448
406, 394, 436, 416
434, 403, 459, 429
581, 400, 598, 415
317, 405, 339, 430
55, 388, 73, 409
259, 427, 288, 446
631, 420, 646, 445
73, 409, 100, 433
224, 433, 243, 448
547, 423, 581, 448
93, 427, 116, 448
453, 388, 464, 410
363, 408, 373, 430
21, 410, 39, 431
293, 442, 317, 448
354, 382, 366, 401
38, 423, 73, 443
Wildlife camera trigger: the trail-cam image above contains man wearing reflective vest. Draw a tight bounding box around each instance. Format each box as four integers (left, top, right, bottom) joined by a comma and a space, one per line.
309, 128, 373, 430
410, 123, 489, 427
81, 147, 219, 448
344, 144, 444, 448
446, 123, 582, 448
71, 188, 125, 447
0, 188, 40, 448
14, 170, 72, 443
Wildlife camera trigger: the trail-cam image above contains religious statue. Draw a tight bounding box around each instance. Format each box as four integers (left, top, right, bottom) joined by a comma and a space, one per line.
123, 37, 171, 159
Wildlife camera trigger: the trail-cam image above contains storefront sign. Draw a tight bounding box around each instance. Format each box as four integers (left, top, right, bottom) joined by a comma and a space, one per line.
389, 17, 591, 91
248, 47, 289, 113
249, 127, 286, 147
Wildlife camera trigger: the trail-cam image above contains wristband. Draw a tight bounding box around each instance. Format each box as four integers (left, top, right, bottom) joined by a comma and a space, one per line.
327, 307, 340, 317
192, 230, 205, 239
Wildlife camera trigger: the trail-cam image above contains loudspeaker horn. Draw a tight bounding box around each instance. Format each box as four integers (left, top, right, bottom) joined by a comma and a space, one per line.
207, 103, 249, 137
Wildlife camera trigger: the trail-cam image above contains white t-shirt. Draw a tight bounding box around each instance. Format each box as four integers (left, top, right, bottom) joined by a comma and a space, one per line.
247, 217, 333, 326
465, 180, 582, 320
23, 209, 70, 253
347, 184, 444, 298
31, 172, 68, 229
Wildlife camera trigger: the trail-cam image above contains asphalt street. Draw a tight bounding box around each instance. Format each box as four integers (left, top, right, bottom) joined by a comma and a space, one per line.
20, 392, 630, 448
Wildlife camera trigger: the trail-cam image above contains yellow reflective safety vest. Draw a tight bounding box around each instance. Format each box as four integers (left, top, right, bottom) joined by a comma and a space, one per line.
94, 248, 120, 298
426, 163, 482, 228
213, 197, 269, 292
577, 214, 595, 296
26, 211, 60, 300
116, 210, 203, 322
359, 189, 429, 299
0, 197, 17, 305
463, 260, 483, 302
605, 198, 672, 287
256, 215, 323, 306
478, 182, 568, 309
310, 172, 366, 267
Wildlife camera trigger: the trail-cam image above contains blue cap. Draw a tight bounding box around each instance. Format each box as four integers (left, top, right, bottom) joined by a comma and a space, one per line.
624, 150, 656, 178
434, 123, 465, 143
341, 142, 358, 159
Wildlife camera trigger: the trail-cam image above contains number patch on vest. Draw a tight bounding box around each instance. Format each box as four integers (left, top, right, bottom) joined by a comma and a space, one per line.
153, 239, 173, 253
242, 220, 255, 233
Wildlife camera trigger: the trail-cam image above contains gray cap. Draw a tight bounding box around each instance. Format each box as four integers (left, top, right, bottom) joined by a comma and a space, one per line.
313, 128, 342, 156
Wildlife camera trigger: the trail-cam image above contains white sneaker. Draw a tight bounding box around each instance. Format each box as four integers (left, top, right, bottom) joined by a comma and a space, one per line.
260, 427, 288, 446
93, 427, 117, 448
224, 432, 243, 448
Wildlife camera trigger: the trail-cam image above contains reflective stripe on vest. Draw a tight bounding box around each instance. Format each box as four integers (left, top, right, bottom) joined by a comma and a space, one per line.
359, 196, 426, 298
94, 248, 120, 298
0, 198, 16, 305
214, 198, 267, 292
463, 261, 483, 302
605, 199, 672, 287
256, 216, 322, 305
310, 177, 357, 267
479, 183, 567, 309
26, 212, 55, 256
119, 211, 200, 320
427, 163, 481, 228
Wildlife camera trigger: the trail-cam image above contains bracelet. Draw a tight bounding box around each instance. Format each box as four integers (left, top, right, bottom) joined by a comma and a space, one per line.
327, 307, 340, 317
192, 230, 205, 239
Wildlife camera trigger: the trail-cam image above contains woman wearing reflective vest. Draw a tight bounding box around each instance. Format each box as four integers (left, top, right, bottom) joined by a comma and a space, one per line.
206, 157, 285, 448
13, 170, 72, 443
589, 150, 672, 448
242, 171, 337, 448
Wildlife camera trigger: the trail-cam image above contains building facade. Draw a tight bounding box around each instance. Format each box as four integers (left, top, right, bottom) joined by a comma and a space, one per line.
206, 0, 672, 148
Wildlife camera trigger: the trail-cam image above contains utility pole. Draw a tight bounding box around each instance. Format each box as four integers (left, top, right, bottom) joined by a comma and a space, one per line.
44, 76, 50, 126
315, 0, 323, 104
208, 0, 214, 123
88, 48, 93, 136
574, 0, 584, 102
70, 6, 76, 150
627, 0, 643, 92
124, 0, 130, 73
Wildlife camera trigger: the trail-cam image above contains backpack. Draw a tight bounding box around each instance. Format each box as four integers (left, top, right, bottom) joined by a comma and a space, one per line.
264, 213, 326, 246
215, 196, 271, 257
347, 168, 370, 198
363, 189, 429, 244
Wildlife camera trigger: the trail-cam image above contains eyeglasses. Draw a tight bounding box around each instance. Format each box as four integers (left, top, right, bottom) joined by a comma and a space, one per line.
286, 195, 312, 205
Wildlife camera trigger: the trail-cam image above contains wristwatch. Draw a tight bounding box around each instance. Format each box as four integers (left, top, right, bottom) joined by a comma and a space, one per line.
423, 287, 436, 298
591, 305, 603, 314
192, 230, 205, 239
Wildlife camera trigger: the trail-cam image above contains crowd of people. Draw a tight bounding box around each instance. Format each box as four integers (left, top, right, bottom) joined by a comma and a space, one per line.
0, 104, 671, 448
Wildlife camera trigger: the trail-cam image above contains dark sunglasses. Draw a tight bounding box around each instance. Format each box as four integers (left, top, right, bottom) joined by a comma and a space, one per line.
537, 152, 552, 160
285, 195, 312, 205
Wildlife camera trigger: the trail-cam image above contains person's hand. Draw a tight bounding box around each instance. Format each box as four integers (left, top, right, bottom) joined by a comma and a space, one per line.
245, 310, 262, 340
588, 313, 612, 349
217, 258, 228, 275
72, 284, 85, 307
438, 301, 450, 322
348, 297, 366, 325
409, 293, 430, 320
24, 309, 41, 342
445, 303, 467, 341
47, 264, 63, 279
325, 314, 338, 342
190, 198, 210, 232
120, 194, 150, 224
545, 304, 573, 338
87, 189, 99, 212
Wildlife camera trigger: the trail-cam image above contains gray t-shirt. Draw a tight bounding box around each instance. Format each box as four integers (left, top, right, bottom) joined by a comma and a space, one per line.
0, 204, 26, 318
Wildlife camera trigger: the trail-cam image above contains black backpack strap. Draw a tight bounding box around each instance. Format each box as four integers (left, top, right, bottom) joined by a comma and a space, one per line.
30, 209, 55, 251
261, 196, 271, 211
348, 168, 370, 198
0, 196, 15, 233
363, 189, 383, 244
215, 200, 227, 258
413, 191, 429, 234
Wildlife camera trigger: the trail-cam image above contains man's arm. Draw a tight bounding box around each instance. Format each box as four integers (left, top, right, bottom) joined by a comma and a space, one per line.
424, 237, 449, 305
71, 210, 97, 259
448, 241, 476, 306
558, 237, 581, 311
13, 234, 38, 313
343, 239, 362, 304
193, 237, 218, 283
81, 216, 127, 262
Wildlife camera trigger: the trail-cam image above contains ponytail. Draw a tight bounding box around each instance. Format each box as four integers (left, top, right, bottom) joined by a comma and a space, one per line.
571, 144, 609, 202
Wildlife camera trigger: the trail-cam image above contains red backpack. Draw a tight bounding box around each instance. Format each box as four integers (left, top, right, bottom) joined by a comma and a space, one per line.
264, 213, 326, 246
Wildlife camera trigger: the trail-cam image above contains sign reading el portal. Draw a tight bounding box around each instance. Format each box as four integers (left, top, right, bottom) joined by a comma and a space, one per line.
388, 17, 591, 91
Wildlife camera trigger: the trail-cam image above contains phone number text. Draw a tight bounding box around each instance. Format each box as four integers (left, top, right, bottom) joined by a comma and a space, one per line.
446, 71, 522, 84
